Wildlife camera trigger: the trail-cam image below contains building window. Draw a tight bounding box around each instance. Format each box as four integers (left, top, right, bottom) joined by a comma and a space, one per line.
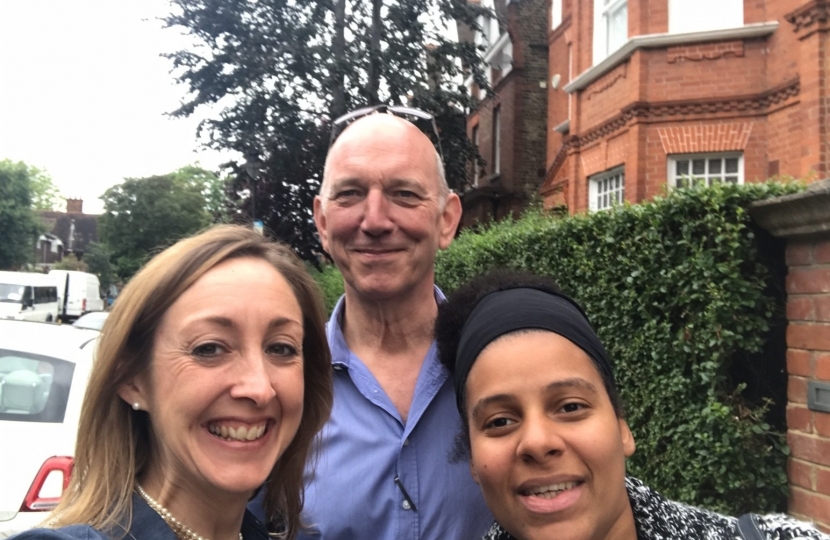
593, 0, 627, 64
668, 153, 743, 188
492, 106, 501, 175
552, 0, 563, 30
589, 167, 625, 211
472, 124, 481, 187
668, 0, 742, 33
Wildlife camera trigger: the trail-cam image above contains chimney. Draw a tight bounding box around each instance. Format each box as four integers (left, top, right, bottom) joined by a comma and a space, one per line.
66, 198, 83, 214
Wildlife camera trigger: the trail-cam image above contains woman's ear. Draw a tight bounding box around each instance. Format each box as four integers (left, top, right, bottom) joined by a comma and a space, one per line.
469, 460, 481, 485
619, 419, 636, 458
117, 376, 148, 411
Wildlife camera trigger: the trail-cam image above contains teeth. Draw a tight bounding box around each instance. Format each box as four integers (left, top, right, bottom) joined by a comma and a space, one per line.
208, 422, 267, 442
526, 481, 578, 497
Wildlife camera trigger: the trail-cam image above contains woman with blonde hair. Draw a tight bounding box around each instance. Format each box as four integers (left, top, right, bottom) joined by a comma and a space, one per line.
13, 225, 333, 540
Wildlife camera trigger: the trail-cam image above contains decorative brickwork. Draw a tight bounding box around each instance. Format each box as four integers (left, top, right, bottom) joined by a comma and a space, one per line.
667, 40, 745, 63
785, 0, 830, 36
657, 122, 754, 155
586, 64, 627, 100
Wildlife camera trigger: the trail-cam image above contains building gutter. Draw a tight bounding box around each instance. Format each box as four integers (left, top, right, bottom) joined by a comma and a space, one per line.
563, 22, 779, 93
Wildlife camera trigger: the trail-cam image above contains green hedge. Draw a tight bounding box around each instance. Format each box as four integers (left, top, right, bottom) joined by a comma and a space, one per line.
308, 263, 345, 314
434, 182, 803, 514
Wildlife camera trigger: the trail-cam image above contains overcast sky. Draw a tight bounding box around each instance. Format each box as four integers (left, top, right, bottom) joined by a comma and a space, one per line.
0, 0, 233, 214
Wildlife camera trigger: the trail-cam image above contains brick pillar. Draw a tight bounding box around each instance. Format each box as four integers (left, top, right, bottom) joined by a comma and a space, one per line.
752, 180, 830, 532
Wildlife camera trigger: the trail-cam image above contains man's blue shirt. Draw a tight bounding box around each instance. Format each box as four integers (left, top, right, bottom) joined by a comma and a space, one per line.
293, 289, 492, 540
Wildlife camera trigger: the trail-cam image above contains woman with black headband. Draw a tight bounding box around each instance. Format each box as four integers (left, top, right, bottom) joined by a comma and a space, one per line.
435, 270, 827, 540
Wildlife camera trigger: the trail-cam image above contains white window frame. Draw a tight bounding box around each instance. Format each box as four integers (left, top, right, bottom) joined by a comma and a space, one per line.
593, 0, 628, 65
492, 106, 501, 175
667, 152, 744, 188
589, 167, 625, 212
552, 0, 563, 30
476, 0, 501, 49
668, 0, 743, 34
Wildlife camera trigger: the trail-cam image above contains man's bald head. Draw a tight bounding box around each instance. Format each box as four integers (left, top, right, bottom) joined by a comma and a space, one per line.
320, 113, 449, 208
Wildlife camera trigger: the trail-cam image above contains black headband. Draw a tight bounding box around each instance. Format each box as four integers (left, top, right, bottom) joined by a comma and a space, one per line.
453, 287, 615, 414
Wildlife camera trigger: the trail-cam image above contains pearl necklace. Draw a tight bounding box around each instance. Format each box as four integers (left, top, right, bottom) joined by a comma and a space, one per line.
136, 484, 243, 540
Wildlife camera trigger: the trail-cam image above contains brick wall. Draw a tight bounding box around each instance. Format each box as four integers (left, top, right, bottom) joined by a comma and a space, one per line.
752, 180, 830, 532
785, 238, 830, 532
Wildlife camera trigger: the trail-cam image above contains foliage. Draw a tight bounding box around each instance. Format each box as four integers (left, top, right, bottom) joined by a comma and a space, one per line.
0, 159, 42, 269
309, 263, 345, 314
27, 165, 64, 211
163, 0, 490, 261
169, 164, 232, 223
83, 242, 116, 292
99, 174, 211, 279
435, 182, 804, 514
53, 253, 87, 272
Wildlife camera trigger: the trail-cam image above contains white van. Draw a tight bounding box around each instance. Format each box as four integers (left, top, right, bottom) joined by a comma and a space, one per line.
48, 271, 104, 322
0, 272, 60, 322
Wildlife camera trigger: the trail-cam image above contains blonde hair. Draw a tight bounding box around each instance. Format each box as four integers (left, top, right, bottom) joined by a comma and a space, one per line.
49, 225, 333, 540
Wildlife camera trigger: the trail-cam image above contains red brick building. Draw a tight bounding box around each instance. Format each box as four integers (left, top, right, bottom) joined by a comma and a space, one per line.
541, 0, 829, 213
460, 0, 550, 228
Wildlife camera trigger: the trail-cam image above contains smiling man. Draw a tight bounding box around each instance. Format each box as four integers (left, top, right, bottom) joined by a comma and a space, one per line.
296, 109, 492, 540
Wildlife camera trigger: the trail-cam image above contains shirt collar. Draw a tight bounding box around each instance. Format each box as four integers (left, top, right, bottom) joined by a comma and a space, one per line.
328, 285, 446, 369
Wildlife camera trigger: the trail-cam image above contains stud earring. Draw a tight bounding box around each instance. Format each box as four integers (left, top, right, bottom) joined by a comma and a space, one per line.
132, 402, 141, 411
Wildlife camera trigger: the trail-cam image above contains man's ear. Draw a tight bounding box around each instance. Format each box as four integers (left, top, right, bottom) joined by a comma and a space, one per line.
439, 193, 462, 250
619, 419, 636, 458
313, 196, 330, 254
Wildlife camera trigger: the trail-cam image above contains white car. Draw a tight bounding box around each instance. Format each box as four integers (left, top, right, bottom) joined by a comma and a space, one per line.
71, 311, 108, 331
0, 320, 99, 538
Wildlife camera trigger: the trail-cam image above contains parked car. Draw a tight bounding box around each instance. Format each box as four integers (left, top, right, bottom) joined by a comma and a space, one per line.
48, 271, 104, 323
71, 311, 108, 331
0, 319, 99, 538
0, 272, 59, 323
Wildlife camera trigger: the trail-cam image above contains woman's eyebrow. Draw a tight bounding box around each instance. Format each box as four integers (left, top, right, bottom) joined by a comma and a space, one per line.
544, 377, 599, 394
471, 393, 517, 419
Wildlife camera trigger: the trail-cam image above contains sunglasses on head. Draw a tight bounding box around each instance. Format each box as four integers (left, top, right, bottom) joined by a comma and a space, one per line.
328, 104, 444, 162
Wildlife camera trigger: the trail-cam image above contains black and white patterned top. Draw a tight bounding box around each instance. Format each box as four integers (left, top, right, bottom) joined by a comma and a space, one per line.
482, 477, 828, 540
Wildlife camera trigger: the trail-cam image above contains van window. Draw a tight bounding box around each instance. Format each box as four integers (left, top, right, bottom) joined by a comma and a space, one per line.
0, 350, 75, 423
33, 286, 58, 304
0, 284, 26, 303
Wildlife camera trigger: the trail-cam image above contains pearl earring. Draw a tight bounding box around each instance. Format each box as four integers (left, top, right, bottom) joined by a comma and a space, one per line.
132, 402, 141, 411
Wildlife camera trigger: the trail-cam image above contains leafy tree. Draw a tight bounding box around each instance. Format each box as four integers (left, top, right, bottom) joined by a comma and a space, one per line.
99, 174, 211, 279
53, 253, 88, 272
170, 164, 232, 222
164, 0, 490, 261
0, 159, 43, 269
27, 166, 64, 211
84, 242, 115, 292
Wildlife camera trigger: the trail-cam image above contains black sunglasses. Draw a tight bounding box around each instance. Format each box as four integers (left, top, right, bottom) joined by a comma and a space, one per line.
329, 104, 444, 163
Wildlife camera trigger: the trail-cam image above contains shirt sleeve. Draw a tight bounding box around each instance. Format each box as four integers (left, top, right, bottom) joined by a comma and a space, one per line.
8, 526, 104, 540
755, 513, 830, 540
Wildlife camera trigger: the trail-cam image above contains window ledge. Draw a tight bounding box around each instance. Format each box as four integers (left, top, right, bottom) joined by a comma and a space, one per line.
564, 22, 779, 94
483, 32, 512, 65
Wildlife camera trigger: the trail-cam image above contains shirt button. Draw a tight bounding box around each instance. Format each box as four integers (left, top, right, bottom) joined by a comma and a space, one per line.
402, 500, 411, 510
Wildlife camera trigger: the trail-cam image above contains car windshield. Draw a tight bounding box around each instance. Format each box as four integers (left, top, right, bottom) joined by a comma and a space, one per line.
0, 283, 25, 303
0, 350, 75, 423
